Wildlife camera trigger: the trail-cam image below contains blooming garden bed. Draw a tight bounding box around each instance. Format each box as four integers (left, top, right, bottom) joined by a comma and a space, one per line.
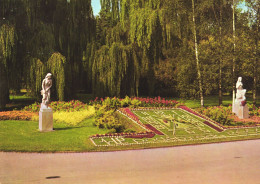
90, 106, 260, 147
1, 96, 260, 151
0, 111, 37, 120
196, 105, 260, 129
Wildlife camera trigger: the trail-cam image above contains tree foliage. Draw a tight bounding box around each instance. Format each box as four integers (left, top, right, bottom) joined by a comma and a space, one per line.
0, 0, 259, 108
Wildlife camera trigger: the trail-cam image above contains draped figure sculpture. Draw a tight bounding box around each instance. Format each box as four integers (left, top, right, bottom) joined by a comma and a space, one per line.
39, 73, 53, 132
41, 73, 52, 108
232, 77, 249, 119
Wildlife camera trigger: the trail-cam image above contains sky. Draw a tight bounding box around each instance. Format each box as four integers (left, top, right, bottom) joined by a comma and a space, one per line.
91, 0, 101, 16
91, 1, 247, 16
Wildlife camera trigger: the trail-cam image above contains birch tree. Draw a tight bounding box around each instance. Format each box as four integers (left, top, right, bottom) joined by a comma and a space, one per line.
192, 0, 204, 107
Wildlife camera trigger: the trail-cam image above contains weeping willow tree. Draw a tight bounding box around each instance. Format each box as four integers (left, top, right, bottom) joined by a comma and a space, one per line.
92, 42, 140, 97
20, 0, 95, 99
0, 24, 15, 109
26, 58, 45, 98
93, 0, 164, 97
47, 52, 66, 101
55, 0, 95, 92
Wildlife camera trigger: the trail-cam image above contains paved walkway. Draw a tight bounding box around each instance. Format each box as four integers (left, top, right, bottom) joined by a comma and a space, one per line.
1, 140, 260, 184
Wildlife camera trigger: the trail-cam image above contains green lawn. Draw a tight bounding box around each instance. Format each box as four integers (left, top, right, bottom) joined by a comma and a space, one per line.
0, 118, 109, 152
1, 94, 259, 152
176, 95, 259, 108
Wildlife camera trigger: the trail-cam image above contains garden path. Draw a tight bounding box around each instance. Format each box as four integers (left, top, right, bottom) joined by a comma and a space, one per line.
1, 140, 260, 184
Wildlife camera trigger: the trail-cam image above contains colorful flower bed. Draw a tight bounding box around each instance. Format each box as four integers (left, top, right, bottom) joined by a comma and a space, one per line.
120, 108, 140, 122
144, 124, 164, 135
203, 121, 224, 132
196, 105, 260, 129
118, 108, 148, 131
118, 107, 172, 135
90, 96, 179, 108
0, 111, 37, 120
248, 104, 260, 116
90, 131, 155, 139
23, 100, 88, 112
179, 106, 225, 132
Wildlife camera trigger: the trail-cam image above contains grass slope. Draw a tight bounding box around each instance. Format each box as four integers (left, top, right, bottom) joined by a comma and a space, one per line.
0, 118, 108, 152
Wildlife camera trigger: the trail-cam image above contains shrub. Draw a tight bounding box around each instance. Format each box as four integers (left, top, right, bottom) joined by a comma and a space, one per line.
23, 100, 88, 112
247, 104, 260, 116
197, 106, 233, 125
94, 108, 125, 132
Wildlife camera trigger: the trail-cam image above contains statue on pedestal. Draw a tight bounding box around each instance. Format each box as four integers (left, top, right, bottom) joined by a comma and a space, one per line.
41, 73, 52, 109
39, 73, 53, 132
232, 77, 249, 119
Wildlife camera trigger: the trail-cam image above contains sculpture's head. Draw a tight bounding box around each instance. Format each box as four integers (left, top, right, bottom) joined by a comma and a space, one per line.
238, 77, 242, 82
45, 73, 52, 79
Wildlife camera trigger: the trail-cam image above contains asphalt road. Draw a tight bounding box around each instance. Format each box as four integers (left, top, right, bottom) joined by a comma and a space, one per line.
1, 140, 260, 184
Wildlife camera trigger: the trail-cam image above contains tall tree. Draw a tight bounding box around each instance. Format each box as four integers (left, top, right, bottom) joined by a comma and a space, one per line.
192, 0, 204, 107
245, 0, 259, 105
0, 24, 15, 109
218, 0, 224, 105
232, 0, 236, 108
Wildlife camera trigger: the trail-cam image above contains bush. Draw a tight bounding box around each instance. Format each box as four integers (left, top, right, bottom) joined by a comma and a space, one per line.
23, 100, 88, 112
247, 104, 260, 116
197, 106, 233, 125
93, 108, 125, 132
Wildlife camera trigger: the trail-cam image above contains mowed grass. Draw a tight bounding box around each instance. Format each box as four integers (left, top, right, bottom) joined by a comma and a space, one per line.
175, 95, 259, 108
0, 118, 109, 152
1, 94, 259, 152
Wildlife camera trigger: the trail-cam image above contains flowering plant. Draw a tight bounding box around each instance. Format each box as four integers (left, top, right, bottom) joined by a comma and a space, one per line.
23, 100, 88, 112
0, 111, 37, 120
89, 96, 179, 108
241, 100, 246, 106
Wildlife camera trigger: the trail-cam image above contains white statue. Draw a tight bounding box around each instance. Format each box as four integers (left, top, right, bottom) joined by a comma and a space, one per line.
41, 73, 52, 108
235, 77, 246, 104
232, 77, 249, 119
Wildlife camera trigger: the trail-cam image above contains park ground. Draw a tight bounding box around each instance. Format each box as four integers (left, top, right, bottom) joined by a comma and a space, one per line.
0, 94, 259, 152
1, 139, 260, 184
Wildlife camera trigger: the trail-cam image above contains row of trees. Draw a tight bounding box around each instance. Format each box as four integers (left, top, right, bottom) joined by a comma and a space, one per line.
0, 0, 259, 109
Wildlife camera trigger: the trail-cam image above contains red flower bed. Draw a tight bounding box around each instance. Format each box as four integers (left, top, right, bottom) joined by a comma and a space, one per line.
90, 96, 179, 107
23, 100, 88, 112
145, 124, 164, 135
0, 111, 37, 120
179, 106, 225, 132
163, 120, 168, 124
203, 121, 224, 132
121, 108, 140, 121
133, 97, 179, 107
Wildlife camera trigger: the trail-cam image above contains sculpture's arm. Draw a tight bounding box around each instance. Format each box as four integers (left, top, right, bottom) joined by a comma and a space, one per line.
45, 81, 52, 92
42, 79, 46, 91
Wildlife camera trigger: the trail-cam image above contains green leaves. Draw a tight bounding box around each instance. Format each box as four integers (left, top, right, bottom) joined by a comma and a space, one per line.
0, 24, 15, 66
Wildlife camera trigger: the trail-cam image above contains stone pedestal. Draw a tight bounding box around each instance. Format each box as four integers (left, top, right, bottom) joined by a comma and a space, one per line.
39, 108, 53, 132
233, 102, 249, 119
237, 104, 249, 119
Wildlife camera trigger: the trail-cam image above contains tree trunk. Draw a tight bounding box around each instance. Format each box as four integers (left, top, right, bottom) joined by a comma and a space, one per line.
192, 0, 204, 107
0, 62, 9, 110
253, 6, 259, 105
232, 0, 236, 108
219, 0, 223, 106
